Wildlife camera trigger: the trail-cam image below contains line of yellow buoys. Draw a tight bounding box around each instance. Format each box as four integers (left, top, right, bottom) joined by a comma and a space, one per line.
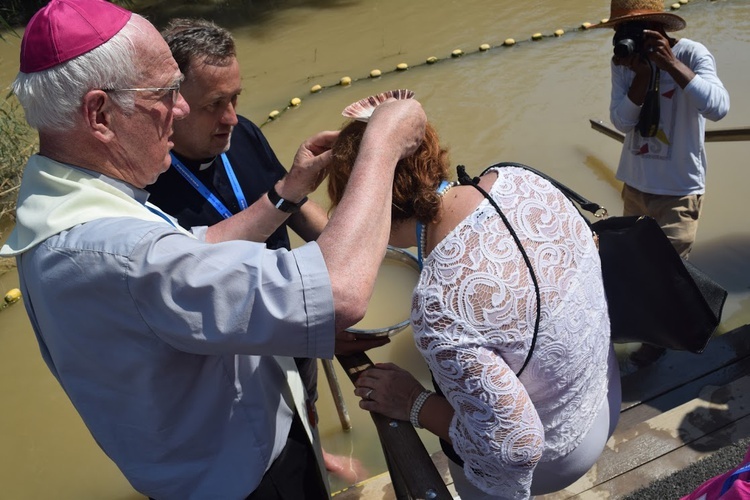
260, 0, 694, 126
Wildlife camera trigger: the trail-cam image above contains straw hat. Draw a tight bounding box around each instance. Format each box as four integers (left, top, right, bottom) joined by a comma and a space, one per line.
594, 0, 686, 31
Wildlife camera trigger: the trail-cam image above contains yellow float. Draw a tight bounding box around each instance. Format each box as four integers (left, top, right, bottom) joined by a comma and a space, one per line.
396, 63, 408, 71
290, 97, 301, 107
310, 84, 322, 93
370, 69, 382, 78
4, 288, 21, 305
340, 76, 352, 86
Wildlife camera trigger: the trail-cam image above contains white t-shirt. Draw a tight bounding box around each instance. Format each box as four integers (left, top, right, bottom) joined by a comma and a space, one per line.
609, 38, 730, 196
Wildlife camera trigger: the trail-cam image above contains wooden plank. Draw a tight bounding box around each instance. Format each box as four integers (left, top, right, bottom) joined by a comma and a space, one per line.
589, 119, 750, 143
705, 127, 750, 142
617, 326, 750, 430
617, 341, 750, 432
576, 411, 750, 499
619, 325, 750, 412
589, 119, 625, 143
538, 374, 750, 498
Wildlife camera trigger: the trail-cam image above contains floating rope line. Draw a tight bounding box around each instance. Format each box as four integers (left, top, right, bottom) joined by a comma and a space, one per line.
259, 0, 695, 127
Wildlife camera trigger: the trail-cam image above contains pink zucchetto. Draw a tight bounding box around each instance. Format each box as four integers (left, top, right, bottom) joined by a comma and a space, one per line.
20, 0, 132, 73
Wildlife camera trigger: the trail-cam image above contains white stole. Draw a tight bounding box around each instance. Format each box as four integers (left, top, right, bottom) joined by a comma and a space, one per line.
274, 356, 329, 494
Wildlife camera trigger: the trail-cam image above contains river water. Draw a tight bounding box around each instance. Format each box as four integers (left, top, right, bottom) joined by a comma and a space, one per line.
0, 0, 748, 497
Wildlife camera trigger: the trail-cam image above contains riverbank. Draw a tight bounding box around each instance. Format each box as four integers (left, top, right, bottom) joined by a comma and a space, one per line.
0, 217, 15, 277
0, 259, 13, 277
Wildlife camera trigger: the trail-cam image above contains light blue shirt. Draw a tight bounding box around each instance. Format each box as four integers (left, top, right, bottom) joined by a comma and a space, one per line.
13, 168, 335, 499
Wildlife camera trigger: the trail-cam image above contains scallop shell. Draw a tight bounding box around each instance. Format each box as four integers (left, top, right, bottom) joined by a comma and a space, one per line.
342, 89, 415, 122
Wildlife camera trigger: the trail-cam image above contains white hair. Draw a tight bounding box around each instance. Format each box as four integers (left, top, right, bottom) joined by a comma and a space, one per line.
12, 14, 148, 132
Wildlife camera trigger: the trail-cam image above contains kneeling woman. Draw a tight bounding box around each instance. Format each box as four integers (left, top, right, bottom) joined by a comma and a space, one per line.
328, 90, 621, 500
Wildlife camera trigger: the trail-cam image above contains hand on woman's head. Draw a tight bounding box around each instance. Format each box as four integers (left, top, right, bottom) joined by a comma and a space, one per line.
367, 98, 426, 160
282, 130, 339, 201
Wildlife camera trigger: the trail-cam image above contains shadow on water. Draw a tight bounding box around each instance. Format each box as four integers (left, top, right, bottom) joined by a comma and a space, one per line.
132, 0, 360, 30
583, 153, 622, 193
2, 0, 360, 29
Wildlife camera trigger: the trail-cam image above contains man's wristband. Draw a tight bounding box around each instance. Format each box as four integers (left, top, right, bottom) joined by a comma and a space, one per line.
409, 390, 434, 429
267, 185, 308, 213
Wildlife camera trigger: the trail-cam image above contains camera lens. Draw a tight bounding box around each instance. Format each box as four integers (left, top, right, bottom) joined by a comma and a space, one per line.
613, 21, 647, 58
614, 39, 636, 58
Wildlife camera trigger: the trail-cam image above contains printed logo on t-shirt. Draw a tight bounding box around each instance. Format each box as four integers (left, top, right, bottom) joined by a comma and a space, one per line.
627, 82, 677, 160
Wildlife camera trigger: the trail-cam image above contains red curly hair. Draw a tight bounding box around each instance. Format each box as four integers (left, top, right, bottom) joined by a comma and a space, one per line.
328, 120, 451, 224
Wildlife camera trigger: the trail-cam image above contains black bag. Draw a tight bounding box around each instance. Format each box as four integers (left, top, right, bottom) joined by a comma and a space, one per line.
469, 162, 727, 354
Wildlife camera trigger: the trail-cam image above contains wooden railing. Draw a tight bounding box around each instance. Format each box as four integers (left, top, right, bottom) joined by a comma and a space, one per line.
336, 352, 453, 500
589, 118, 750, 143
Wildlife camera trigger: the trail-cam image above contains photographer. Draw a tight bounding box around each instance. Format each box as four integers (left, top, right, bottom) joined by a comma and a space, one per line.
596, 0, 729, 366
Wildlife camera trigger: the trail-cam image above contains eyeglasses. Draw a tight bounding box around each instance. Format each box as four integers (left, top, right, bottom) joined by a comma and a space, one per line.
103, 83, 181, 105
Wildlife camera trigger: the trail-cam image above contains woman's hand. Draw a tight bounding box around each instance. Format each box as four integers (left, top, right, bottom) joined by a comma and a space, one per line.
354, 362, 426, 421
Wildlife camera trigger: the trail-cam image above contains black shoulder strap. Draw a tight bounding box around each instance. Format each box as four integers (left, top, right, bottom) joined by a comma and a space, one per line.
480, 161, 608, 219
456, 165, 538, 378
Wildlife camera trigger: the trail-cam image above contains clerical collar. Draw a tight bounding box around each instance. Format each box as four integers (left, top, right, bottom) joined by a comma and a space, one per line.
170, 151, 217, 171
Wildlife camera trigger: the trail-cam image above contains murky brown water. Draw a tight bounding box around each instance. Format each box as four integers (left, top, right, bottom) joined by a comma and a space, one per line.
1, 0, 749, 497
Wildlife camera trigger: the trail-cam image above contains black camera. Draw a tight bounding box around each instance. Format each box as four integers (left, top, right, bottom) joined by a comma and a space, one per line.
613, 22, 647, 58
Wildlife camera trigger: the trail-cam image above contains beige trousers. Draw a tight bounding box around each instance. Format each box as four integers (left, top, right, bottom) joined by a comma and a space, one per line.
621, 184, 703, 258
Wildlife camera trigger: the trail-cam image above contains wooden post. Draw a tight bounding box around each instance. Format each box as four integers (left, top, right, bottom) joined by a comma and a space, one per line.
336, 352, 453, 500
321, 359, 352, 431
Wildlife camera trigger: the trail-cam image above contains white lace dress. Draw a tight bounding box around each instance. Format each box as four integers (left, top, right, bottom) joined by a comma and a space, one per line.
412, 166, 611, 498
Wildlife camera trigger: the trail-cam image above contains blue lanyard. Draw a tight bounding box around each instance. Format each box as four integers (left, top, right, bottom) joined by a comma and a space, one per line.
169, 152, 248, 219
416, 180, 452, 270
145, 204, 176, 227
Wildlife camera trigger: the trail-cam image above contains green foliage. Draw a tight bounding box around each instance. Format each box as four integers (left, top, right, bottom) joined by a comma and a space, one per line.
0, 0, 48, 26
0, 95, 35, 224
0, 0, 136, 27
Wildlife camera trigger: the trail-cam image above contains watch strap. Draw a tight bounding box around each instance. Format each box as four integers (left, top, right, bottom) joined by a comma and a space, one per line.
267, 185, 308, 213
